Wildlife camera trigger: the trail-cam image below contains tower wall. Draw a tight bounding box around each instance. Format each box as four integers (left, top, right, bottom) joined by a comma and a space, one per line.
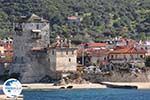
10, 15, 51, 83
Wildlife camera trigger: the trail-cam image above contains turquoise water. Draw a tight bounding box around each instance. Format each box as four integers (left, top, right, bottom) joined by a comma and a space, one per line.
23, 89, 150, 100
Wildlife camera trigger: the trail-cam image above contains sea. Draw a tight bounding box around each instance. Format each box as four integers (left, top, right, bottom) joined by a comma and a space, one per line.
22, 89, 150, 100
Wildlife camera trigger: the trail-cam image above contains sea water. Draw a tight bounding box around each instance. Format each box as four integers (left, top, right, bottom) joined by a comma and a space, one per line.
23, 89, 150, 100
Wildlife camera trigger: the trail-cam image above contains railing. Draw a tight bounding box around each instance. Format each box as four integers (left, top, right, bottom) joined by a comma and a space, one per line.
32, 35, 42, 39
109, 58, 144, 63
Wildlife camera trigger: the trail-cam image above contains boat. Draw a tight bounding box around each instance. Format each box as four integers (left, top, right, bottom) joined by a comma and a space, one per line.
106, 84, 138, 89
100, 82, 138, 89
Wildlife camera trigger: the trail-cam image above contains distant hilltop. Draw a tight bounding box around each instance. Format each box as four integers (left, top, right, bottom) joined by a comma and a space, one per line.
0, 0, 149, 42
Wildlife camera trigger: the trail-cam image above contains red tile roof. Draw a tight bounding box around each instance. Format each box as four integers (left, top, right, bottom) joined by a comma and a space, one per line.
87, 43, 108, 48
110, 46, 147, 54
67, 16, 80, 20
89, 49, 110, 57
78, 43, 108, 48
31, 47, 45, 51
0, 43, 13, 63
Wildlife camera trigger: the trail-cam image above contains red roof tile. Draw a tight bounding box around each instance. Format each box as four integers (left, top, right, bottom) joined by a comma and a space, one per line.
89, 49, 110, 57
67, 16, 80, 20
87, 43, 108, 48
31, 47, 45, 51
110, 46, 147, 54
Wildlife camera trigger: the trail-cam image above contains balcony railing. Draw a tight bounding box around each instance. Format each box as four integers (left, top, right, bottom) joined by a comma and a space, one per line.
109, 58, 144, 63
32, 35, 42, 39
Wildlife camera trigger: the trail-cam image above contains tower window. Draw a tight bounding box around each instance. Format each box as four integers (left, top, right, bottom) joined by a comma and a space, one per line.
36, 24, 40, 29
52, 50, 54, 55
69, 58, 71, 62
66, 51, 68, 55
48, 58, 50, 62
72, 51, 74, 54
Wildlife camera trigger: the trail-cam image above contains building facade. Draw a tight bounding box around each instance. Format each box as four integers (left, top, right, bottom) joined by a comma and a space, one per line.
108, 46, 147, 67
49, 48, 77, 72
49, 37, 77, 73
10, 14, 51, 82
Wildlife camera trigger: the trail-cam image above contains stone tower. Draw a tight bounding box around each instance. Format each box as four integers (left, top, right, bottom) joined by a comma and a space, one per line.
10, 14, 51, 83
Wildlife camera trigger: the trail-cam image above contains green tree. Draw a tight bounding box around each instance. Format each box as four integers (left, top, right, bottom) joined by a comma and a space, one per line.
0, 0, 149, 41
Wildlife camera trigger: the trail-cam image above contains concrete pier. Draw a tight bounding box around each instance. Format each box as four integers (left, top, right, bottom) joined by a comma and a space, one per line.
0, 95, 23, 100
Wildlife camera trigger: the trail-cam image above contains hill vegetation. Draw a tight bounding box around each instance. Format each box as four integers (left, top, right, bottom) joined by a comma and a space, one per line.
0, 0, 150, 43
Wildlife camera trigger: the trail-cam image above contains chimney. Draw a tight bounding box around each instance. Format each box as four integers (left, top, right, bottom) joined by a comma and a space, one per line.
68, 40, 71, 48
60, 39, 63, 48
56, 35, 61, 47
64, 38, 67, 46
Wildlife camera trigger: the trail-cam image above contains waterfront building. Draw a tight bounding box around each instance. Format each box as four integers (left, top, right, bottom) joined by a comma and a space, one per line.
77, 42, 109, 65
108, 46, 147, 67
89, 49, 110, 66
49, 36, 77, 77
145, 41, 150, 56
10, 14, 51, 82
0, 38, 13, 63
0, 38, 13, 76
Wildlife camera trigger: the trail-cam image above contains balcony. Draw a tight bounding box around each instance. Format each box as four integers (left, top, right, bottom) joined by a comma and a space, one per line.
31, 47, 47, 53
31, 29, 41, 33
31, 31, 42, 39
109, 58, 145, 64
31, 47, 47, 58
31, 29, 42, 39
32, 35, 42, 39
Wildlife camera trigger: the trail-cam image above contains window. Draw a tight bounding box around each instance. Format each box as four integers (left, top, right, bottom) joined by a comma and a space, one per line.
145, 47, 148, 50
72, 51, 74, 54
104, 57, 106, 60
21, 56, 24, 63
13, 56, 17, 62
36, 24, 40, 29
115, 55, 118, 59
111, 55, 114, 59
130, 55, 133, 59
124, 55, 127, 59
66, 51, 68, 55
52, 50, 54, 55
48, 58, 50, 62
140, 55, 144, 58
69, 58, 71, 62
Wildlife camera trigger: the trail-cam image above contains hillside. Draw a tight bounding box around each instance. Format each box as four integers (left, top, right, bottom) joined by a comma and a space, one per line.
0, 0, 150, 42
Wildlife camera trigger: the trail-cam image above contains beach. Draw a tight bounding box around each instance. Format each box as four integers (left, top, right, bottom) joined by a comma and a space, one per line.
0, 82, 150, 90
1, 82, 150, 100
22, 83, 107, 90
